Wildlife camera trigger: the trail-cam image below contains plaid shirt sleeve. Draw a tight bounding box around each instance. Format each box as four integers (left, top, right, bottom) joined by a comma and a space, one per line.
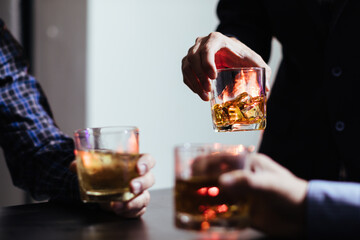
0, 19, 80, 203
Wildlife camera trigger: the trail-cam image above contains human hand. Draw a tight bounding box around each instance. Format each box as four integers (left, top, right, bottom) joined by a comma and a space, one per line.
219, 153, 308, 237
182, 32, 271, 101
69, 154, 156, 218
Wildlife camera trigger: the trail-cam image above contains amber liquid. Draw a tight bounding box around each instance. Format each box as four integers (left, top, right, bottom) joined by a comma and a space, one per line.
76, 150, 141, 202
175, 177, 249, 230
212, 92, 266, 131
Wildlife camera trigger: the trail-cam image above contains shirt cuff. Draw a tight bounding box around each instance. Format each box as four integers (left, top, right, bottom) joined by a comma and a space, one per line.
307, 180, 360, 239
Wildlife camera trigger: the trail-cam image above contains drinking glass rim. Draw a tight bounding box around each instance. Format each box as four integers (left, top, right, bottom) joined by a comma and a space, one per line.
174, 142, 250, 152
74, 126, 139, 137
216, 67, 265, 73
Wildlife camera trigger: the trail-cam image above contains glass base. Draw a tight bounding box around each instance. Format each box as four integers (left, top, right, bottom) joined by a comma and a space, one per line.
81, 190, 136, 202
214, 119, 266, 132
175, 212, 249, 231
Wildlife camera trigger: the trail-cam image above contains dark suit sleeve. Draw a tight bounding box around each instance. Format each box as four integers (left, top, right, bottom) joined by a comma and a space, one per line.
216, 0, 272, 62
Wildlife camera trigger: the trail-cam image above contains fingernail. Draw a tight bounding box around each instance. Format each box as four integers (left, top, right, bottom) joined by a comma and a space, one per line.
132, 181, 142, 195
138, 163, 147, 175
219, 173, 235, 185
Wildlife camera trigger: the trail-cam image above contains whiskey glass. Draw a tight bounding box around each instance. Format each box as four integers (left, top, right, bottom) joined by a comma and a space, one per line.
74, 126, 141, 202
174, 143, 252, 231
211, 67, 266, 132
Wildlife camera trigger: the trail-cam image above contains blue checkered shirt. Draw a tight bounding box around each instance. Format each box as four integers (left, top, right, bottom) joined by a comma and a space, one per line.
0, 19, 80, 202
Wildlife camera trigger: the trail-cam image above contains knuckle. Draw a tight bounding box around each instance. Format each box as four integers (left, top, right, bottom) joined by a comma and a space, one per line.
195, 36, 203, 43
208, 31, 222, 40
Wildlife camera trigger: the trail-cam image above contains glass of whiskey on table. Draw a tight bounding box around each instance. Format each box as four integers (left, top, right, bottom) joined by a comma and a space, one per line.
74, 126, 141, 202
174, 143, 252, 231
211, 67, 266, 132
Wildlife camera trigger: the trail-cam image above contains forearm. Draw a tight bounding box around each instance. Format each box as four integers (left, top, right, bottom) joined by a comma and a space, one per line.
29, 141, 80, 203
0, 77, 80, 202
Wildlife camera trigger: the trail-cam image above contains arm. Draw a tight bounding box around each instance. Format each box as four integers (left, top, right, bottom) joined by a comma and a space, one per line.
307, 180, 360, 239
0, 19, 79, 202
0, 20, 156, 214
219, 153, 360, 238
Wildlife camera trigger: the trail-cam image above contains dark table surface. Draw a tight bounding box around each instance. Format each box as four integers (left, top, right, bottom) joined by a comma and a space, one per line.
0, 188, 266, 240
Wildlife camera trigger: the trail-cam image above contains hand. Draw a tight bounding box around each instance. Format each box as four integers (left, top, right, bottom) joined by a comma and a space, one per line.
69, 154, 156, 218
182, 32, 271, 101
219, 153, 308, 237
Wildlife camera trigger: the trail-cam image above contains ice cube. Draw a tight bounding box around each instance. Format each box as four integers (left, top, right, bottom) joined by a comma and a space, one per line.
234, 92, 251, 110
252, 96, 265, 112
212, 104, 229, 125
228, 105, 244, 123
241, 103, 263, 119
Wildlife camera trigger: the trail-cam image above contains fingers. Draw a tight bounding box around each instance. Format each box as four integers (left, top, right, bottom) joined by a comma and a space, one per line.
219, 153, 283, 192
182, 32, 272, 101
109, 190, 151, 218
99, 154, 155, 218
200, 38, 218, 80
241, 50, 271, 93
219, 170, 255, 203
182, 43, 211, 101
137, 154, 156, 175
220, 170, 253, 191
182, 57, 210, 101
239, 46, 272, 93
131, 171, 155, 195
133, 154, 155, 194
216, 36, 272, 94
182, 33, 225, 101
219, 153, 298, 198
247, 153, 291, 175
189, 36, 217, 93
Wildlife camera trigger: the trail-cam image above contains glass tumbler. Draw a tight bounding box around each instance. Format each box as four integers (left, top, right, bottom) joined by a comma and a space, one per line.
174, 143, 252, 231
210, 67, 266, 132
74, 126, 141, 202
